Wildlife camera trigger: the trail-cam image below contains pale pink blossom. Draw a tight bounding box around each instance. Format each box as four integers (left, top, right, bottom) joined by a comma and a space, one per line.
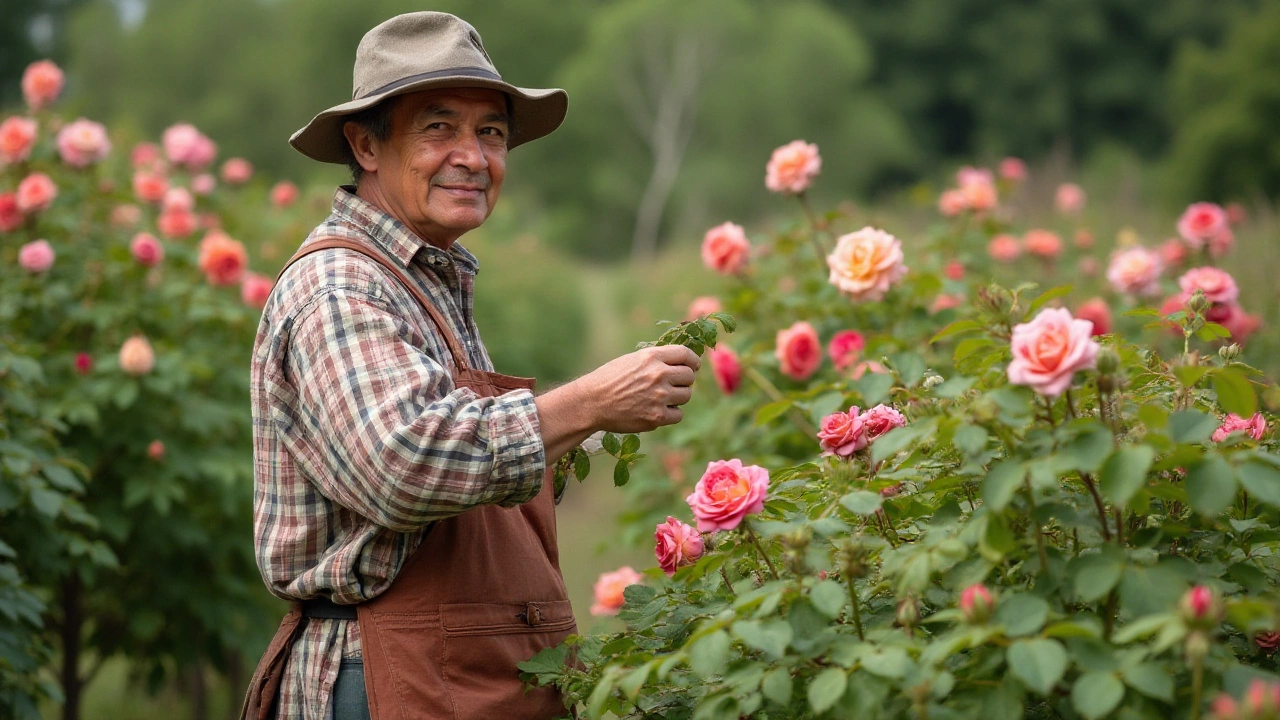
110, 204, 141, 229
241, 272, 273, 309
162, 123, 217, 170
191, 173, 216, 196
685, 296, 721, 321
1178, 267, 1239, 305
119, 335, 155, 376
1007, 307, 1101, 397
1074, 229, 1095, 249
708, 346, 741, 394
817, 407, 867, 457
56, 119, 111, 167
590, 566, 643, 616
220, 157, 253, 184
851, 360, 887, 380
1212, 413, 1266, 442
1226, 202, 1246, 225
1106, 246, 1164, 296
18, 239, 54, 273
1075, 298, 1112, 337
938, 189, 967, 217
765, 140, 821, 194
700, 222, 750, 275
21, 60, 64, 110
1055, 183, 1085, 214
827, 227, 907, 301
15, 173, 56, 213
162, 187, 194, 213
930, 294, 963, 314
686, 459, 769, 532
654, 516, 704, 576
1214, 304, 1262, 344
775, 321, 821, 380
956, 166, 993, 188
130, 233, 164, 266
1078, 257, 1100, 277
827, 330, 865, 371
1023, 229, 1063, 259
270, 180, 299, 208
0, 117, 37, 164
131, 142, 161, 170
862, 404, 907, 442
987, 234, 1021, 263
998, 157, 1026, 182
1177, 202, 1229, 251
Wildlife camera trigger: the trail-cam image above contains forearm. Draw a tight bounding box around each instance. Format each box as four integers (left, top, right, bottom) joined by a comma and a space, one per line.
534, 380, 599, 465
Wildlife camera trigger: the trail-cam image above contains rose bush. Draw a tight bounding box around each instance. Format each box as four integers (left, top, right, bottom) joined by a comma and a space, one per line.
522, 143, 1280, 720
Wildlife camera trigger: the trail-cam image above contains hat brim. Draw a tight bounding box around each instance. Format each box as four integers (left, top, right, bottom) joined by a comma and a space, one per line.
289, 76, 567, 163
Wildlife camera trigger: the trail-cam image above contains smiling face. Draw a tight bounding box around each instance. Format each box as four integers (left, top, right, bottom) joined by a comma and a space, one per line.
346, 87, 509, 248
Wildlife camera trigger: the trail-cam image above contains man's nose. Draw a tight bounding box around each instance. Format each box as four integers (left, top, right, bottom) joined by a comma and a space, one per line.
449, 129, 489, 173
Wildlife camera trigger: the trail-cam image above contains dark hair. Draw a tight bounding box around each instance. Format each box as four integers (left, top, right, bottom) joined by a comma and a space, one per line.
343, 99, 396, 185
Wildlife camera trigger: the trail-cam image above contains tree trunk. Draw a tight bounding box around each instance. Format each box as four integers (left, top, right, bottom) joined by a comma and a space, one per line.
60, 574, 82, 720
225, 651, 244, 720
189, 659, 207, 720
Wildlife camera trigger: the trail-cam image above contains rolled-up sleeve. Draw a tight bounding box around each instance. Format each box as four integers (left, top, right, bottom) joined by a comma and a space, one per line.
282, 288, 546, 532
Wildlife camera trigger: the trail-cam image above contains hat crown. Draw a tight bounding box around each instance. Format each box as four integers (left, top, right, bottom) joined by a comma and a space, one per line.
352, 12, 499, 101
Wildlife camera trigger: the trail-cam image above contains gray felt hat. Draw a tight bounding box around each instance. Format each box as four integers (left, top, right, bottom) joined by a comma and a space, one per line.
289, 12, 568, 163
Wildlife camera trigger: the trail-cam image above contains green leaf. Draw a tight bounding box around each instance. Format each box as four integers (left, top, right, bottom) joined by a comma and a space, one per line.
29, 488, 63, 518
840, 490, 883, 516
1213, 368, 1257, 417
993, 594, 1050, 637
732, 619, 792, 659
1007, 639, 1068, 696
762, 667, 793, 706
620, 662, 652, 699
982, 680, 1025, 720
953, 424, 989, 456
613, 461, 630, 487
1173, 365, 1209, 387
1184, 455, 1238, 517
931, 319, 984, 344
602, 432, 621, 455
810, 580, 847, 619
621, 434, 641, 456
573, 449, 591, 482
1238, 460, 1280, 508
1027, 285, 1073, 315
41, 464, 84, 493
854, 372, 895, 406
1122, 664, 1174, 703
807, 667, 847, 714
1071, 547, 1125, 602
1072, 672, 1124, 720
755, 399, 793, 427
1058, 424, 1114, 474
1099, 446, 1156, 509
981, 460, 1026, 512
688, 630, 730, 679
1169, 411, 1217, 444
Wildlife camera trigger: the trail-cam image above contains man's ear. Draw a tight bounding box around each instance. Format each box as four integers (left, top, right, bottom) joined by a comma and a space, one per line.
342, 121, 378, 176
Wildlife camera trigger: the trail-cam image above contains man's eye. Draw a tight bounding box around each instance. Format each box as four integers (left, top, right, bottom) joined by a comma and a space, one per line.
426, 122, 450, 131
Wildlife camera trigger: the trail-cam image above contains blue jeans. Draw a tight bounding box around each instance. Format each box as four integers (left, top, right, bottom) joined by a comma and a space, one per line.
328, 658, 371, 720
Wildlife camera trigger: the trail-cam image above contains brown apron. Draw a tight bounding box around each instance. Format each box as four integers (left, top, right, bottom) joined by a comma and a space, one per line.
241, 237, 575, 720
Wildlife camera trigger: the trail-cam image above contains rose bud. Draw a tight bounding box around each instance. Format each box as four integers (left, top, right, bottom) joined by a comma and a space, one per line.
896, 596, 920, 630
959, 583, 994, 624
1180, 585, 1223, 628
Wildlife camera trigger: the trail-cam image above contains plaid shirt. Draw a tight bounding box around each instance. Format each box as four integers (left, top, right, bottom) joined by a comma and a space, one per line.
249, 186, 547, 719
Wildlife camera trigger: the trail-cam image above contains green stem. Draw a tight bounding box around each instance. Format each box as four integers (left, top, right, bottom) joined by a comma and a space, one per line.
1191, 656, 1204, 720
1080, 472, 1113, 542
847, 577, 865, 641
744, 366, 818, 437
1025, 478, 1050, 576
744, 524, 779, 581
1064, 389, 1078, 421
796, 192, 829, 268
719, 567, 736, 596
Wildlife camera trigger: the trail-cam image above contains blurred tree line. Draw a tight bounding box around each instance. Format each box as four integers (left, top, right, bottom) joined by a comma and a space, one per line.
8, 0, 1278, 256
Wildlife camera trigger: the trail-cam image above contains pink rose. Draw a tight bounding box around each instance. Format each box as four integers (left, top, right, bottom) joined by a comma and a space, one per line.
191, 173, 217, 196
119, 335, 155, 376
700, 221, 750, 275
827, 330, 865, 371
956, 166, 993, 187
110, 204, 141, 229
16, 172, 56, 213
1075, 298, 1112, 337
1055, 182, 1085, 214
999, 157, 1026, 182
0, 116, 37, 164
685, 296, 721, 321
961, 178, 997, 213
162, 123, 204, 168
158, 209, 197, 239
221, 158, 253, 184
131, 142, 161, 170
198, 231, 248, 286
1074, 229, 1095, 249
1106, 246, 1164, 296
188, 134, 217, 171
1177, 202, 1229, 250
1023, 229, 1062, 259
938, 189, 967, 217
130, 233, 164, 267
1245, 680, 1280, 717
826, 227, 907, 301
1007, 307, 1101, 397
1160, 238, 1187, 267
775, 321, 821, 380
133, 171, 168, 203
654, 516, 704, 577
930, 294, 963, 314
162, 187, 194, 213
851, 360, 887, 380
590, 566, 643, 616
862, 404, 907, 442
944, 260, 965, 280
1227, 202, 1246, 225
959, 584, 995, 623
147, 440, 166, 462
1207, 226, 1235, 258
1216, 304, 1262, 344
1178, 267, 1238, 305
21, 60, 64, 110
241, 272, 273, 309
708, 345, 741, 395
1212, 413, 1267, 443
1180, 585, 1222, 625
0, 193, 23, 232
988, 234, 1021, 263
270, 180, 299, 208
817, 407, 867, 457
18, 239, 54, 273
56, 118, 111, 167
686, 459, 769, 532
765, 140, 821, 194
74, 352, 93, 375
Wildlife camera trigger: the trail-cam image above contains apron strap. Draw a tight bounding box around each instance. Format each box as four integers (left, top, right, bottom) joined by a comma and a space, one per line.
276, 237, 472, 374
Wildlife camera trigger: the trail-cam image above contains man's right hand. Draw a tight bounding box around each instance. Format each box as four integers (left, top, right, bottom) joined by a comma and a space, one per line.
580, 345, 702, 433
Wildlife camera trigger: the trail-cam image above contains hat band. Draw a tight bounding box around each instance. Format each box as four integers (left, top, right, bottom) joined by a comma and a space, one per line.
357, 66, 504, 101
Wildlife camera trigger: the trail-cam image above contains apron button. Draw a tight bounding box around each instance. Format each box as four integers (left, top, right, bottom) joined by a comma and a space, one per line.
519, 602, 542, 627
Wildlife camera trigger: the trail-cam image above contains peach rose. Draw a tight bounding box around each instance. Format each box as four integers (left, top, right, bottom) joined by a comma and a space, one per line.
119, 335, 155, 376
18, 239, 54, 273
1212, 413, 1266, 443
775, 321, 821, 380
130, 233, 164, 267
863, 404, 907, 442
590, 566, 643, 616
74, 352, 93, 375
270, 180, 298, 208
133, 171, 168, 204
16, 173, 56, 213
0, 116, 37, 164
1055, 182, 1085, 214
818, 407, 867, 457
1178, 267, 1238, 305
198, 231, 248, 286
56, 118, 111, 167
131, 142, 161, 170
708, 345, 741, 394
938, 189, 966, 217
221, 158, 253, 184
999, 157, 1026, 182
1075, 298, 1112, 336
241, 272, 273, 309
961, 178, 997, 213
1177, 202, 1229, 250
1106, 246, 1164, 297
700, 221, 750, 275
685, 296, 721, 321
827, 329, 865, 371
158, 209, 197, 239
686, 459, 769, 532
1007, 307, 1101, 397
765, 140, 821, 194
654, 516, 704, 577
0, 193, 23, 232
147, 440, 166, 461
987, 234, 1021, 263
826, 226, 907, 301
21, 60, 64, 110
1023, 229, 1062, 259
191, 173, 217, 196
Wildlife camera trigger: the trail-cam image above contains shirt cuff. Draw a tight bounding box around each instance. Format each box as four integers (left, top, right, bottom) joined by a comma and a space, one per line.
486, 389, 547, 506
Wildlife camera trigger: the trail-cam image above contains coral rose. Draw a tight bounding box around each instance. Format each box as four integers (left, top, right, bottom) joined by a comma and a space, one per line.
1023, 229, 1062, 259
827, 329, 865, 371
130, 233, 164, 266
960, 178, 997, 213
700, 221, 750, 275
16, 173, 56, 213
999, 157, 1026, 182
0, 193, 23, 232
1106, 246, 1164, 297
862, 404, 907, 442
21, 60, 64, 110
0, 116, 37, 164
270, 180, 299, 208
56, 118, 111, 167
221, 158, 253, 184
1074, 229, 1095, 249
162, 187, 195, 213
590, 566, 643, 616
818, 407, 867, 457
18, 239, 55, 273
685, 295, 721, 321
686, 459, 769, 532
775, 321, 821, 380
708, 346, 741, 395
158, 209, 197, 239
765, 140, 821, 194
74, 352, 93, 375
1075, 298, 1112, 336
1212, 413, 1267, 443
241, 272, 273, 309
654, 516, 704, 577
198, 231, 248, 286
938, 189, 966, 217
1007, 307, 1101, 397
1177, 202, 1229, 250
147, 440, 166, 461
119, 335, 155, 376
944, 260, 965, 280
131, 142, 161, 170
133, 171, 168, 203
826, 226, 907, 301
1055, 182, 1085, 214
1178, 267, 1239, 305
987, 234, 1021, 263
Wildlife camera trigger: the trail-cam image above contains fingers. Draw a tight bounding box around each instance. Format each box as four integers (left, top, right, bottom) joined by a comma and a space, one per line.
668, 365, 697, 387
649, 344, 701, 371
667, 386, 693, 407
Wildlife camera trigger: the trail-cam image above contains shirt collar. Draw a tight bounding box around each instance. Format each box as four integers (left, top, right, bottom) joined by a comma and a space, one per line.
330, 186, 480, 276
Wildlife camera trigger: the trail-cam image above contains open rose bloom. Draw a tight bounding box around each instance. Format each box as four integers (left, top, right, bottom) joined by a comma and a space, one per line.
18, 239, 55, 273
686, 459, 769, 532
21, 60, 64, 110
1212, 413, 1267, 443
827, 330, 865, 371
708, 346, 741, 394
827, 227, 907, 301
775, 321, 821, 380
701, 222, 750, 275
765, 140, 821, 194
590, 566, 643, 616
0, 116, 37, 164
654, 517, 704, 576
1106, 246, 1164, 297
198, 231, 248, 286
818, 407, 867, 457
1177, 202, 1230, 252
56, 119, 112, 167
1007, 307, 1101, 397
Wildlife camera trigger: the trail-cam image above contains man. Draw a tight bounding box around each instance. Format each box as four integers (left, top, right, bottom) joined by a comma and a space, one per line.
242, 12, 700, 720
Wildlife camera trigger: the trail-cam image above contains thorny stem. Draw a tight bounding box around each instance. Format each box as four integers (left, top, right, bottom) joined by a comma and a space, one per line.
719, 568, 736, 595
847, 577, 866, 641
1025, 478, 1050, 575
1064, 389, 1078, 421
874, 509, 899, 548
796, 192, 830, 269
1080, 472, 1113, 542
744, 366, 819, 437
744, 524, 779, 581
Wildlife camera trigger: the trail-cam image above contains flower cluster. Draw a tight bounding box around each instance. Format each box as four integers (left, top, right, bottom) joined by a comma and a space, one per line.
816, 404, 907, 458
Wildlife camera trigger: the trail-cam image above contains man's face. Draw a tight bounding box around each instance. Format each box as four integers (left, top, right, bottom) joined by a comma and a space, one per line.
366, 88, 509, 245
